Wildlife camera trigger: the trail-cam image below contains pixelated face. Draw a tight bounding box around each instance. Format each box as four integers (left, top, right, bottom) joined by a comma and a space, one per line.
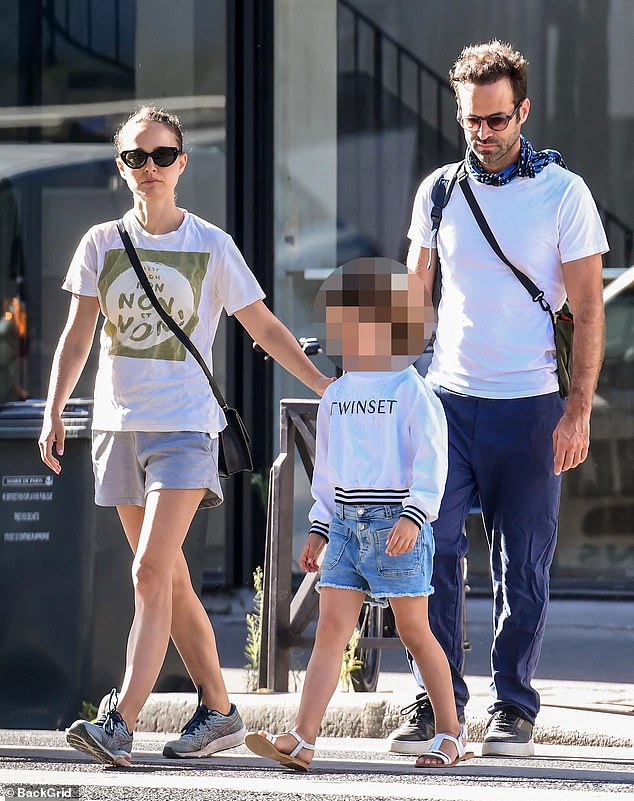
313, 258, 434, 372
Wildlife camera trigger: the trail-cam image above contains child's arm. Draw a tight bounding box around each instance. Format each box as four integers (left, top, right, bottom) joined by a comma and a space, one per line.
300, 533, 328, 572
403, 380, 449, 524
386, 517, 420, 555
308, 389, 335, 541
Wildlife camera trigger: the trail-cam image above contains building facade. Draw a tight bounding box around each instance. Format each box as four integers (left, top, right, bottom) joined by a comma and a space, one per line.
0, 0, 632, 591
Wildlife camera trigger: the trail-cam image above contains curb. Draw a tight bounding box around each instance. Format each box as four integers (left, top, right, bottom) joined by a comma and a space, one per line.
135, 692, 633, 749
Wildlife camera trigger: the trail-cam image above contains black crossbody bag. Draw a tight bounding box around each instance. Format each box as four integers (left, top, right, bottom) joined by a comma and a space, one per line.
116, 221, 253, 478
456, 175, 573, 398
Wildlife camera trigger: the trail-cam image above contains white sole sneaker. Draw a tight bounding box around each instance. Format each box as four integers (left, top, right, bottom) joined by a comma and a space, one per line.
163, 724, 247, 759
388, 737, 436, 754
481, 738, 534, 757
66, 722, 132, 768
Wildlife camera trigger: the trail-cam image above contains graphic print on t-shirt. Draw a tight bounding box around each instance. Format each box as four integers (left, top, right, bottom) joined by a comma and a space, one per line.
98, 248, 209, 360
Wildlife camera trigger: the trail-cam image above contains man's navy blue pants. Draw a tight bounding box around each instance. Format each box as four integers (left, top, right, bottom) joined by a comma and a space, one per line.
410, 386, 565, 723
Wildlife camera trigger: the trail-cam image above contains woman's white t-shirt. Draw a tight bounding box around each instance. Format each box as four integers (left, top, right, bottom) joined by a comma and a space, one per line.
408, 163, 609, 398
63, 209, 265, 433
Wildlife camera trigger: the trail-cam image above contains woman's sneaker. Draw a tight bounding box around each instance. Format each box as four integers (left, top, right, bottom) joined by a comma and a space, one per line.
162, 687, 246, 759
66, 688, 132, 767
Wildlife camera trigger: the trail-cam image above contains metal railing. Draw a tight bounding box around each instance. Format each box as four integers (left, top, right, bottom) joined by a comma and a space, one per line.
599, 207, 634, 269
257, 399, 405, 692
41, 0, 133, 76
338, 0, 632, 269
339, 0, 463, 168
257, 397, 471, 692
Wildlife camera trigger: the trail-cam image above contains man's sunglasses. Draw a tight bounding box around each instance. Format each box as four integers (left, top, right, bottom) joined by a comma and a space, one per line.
119, 147, 181, 169
457, 100, 524, 132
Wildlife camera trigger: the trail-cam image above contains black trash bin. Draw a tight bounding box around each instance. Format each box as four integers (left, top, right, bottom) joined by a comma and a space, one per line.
0, 399, 209, 729
0, 399, 96, 728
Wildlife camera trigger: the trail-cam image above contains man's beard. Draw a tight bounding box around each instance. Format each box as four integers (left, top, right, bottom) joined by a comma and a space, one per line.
470, 131, 520, 168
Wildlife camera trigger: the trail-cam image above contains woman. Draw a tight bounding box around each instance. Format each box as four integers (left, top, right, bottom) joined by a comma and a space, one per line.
38, 106, 331, 768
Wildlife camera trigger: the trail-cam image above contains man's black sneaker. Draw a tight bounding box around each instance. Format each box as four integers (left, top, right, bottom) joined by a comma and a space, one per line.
388, 692, 466, 754
481, 707, 534, 757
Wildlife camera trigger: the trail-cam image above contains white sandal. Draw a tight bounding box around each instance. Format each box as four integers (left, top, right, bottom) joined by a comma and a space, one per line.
416, 724, 474, 768
245, 726, 315, 771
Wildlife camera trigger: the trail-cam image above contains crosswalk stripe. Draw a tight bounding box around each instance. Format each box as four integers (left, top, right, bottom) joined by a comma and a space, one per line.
0, 767, 622, 801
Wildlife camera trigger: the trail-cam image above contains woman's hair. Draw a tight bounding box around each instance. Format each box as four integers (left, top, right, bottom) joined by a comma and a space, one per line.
114, 106, 184, 153
449, 40, 528, 106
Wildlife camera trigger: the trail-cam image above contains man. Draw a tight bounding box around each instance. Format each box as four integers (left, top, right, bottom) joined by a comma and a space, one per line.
390, 40, 608, 757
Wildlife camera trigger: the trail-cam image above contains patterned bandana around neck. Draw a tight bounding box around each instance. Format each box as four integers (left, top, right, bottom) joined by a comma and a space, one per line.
465, 135, 567, 186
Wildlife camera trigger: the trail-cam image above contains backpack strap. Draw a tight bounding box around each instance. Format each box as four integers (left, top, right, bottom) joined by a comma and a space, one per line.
426, 161, 464, 270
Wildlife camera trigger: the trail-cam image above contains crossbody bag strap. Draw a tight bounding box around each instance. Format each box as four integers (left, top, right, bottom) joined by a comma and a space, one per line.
116, 220, 229, 410
457, 175, 553, 314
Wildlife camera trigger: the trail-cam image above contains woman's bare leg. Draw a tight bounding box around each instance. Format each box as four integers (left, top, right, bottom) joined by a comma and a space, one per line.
118, 504, 231, 716
114, 488, 208, 730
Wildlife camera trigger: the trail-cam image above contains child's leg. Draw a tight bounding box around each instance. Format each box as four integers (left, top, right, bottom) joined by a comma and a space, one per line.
390, 595, 460, 764
271, 587, 365, 763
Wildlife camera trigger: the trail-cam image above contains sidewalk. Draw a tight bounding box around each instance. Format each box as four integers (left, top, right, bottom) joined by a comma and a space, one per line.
134, 595, 634, 749
136, 670, 633, 748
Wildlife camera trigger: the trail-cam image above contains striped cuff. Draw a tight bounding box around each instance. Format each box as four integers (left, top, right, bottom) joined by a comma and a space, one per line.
309, 520, 330, 541
399, 505, 426, 530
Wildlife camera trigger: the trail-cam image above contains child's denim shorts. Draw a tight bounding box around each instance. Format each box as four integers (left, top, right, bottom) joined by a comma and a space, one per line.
317, 502, 435, 604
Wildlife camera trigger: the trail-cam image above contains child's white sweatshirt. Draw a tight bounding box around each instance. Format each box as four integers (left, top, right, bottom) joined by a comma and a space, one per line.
309, 366, 448, 538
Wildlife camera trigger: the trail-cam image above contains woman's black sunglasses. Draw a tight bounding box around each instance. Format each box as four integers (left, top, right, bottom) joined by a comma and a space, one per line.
119, 147, 181, 169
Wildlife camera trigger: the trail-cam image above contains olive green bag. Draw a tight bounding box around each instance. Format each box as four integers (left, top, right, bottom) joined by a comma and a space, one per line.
553, 304, 574, 398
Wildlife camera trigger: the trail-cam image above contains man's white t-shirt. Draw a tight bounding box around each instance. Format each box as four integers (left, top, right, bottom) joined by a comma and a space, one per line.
63, 209, 265, 433
408, 163, 609, 398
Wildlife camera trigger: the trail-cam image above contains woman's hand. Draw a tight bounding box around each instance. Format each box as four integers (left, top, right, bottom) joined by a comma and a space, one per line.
37, 293, 100, 473
300, 533, 327, 572
312, 374, 337, 397
38, 413, 66, 474
386, 518, 419, 556
235, 300, 333, 395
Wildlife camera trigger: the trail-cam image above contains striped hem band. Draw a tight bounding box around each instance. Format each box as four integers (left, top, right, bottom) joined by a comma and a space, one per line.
309, 520, 330, 541
334, 486, 409, 505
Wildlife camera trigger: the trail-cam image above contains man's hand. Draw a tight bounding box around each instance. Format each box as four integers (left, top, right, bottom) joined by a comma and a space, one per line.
386, 517, 419, 556
552, 405, 590, 475
300, 533, 327, 572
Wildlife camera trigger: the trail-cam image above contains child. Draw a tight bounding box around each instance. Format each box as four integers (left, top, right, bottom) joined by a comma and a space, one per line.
245, 259, 473, 769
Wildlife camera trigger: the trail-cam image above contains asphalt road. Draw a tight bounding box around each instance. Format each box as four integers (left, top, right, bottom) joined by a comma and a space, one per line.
1, 597, 631, 801
1, 731, 633, 801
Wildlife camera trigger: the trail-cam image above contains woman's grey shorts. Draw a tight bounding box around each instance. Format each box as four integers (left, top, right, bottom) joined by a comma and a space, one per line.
91, 430, 223, 509
317, 503, 435, 605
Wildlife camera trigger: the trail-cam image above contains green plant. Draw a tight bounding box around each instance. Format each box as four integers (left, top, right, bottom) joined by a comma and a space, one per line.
244, 565, 264, 692
80, 700, 98, 722
339, 627, 363, 692
250, 470, 269, 513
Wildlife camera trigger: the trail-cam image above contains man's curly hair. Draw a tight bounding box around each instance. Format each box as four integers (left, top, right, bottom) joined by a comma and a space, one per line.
449, 40, 528, 106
